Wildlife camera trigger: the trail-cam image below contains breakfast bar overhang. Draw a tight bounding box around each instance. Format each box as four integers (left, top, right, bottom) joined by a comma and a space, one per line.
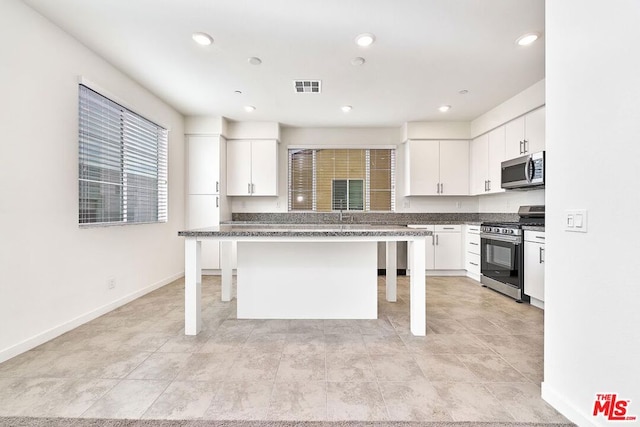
178, 224, 430, 336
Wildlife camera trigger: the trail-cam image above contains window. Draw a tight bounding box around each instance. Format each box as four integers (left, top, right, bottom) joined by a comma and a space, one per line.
78, 84, 168, 225
288, 148, 395, 212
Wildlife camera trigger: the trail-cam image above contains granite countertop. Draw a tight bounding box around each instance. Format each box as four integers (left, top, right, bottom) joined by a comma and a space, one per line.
179, 224, 432, 238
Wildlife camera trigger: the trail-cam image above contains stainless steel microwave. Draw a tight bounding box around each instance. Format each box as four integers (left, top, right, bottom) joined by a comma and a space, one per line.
501, 151, 545, 190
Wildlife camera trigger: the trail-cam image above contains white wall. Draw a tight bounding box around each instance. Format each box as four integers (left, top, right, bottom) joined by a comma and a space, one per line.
543, 2, 640, 426
0, 1, 185, 362
470, 79, 545, 138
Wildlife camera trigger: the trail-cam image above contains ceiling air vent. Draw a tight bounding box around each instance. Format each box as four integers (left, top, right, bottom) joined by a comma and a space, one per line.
293, 80, 321, 93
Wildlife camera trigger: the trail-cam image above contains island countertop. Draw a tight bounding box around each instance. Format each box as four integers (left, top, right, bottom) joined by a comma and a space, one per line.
178, 224, 433, 238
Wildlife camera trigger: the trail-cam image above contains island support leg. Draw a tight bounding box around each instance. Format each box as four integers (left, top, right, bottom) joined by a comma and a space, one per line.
220, 241, 233, 302
185, 237, 202, 335
385, 241, 397, 302
409, 237, 426, 336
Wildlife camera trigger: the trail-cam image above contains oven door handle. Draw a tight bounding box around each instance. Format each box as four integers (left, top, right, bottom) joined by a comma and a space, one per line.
480, 234, 522, 244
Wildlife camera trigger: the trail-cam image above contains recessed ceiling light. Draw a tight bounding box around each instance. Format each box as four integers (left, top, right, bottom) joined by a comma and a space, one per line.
458, 89, 469, 95
351, 57, 366, 66
192, 32, 213, 46
244, 105, 256, 112
341, 105, 352, 113
438, 105, 451, 113
516, 32, 540, 46
355, 33, 376, 47
248, 57, 262, 65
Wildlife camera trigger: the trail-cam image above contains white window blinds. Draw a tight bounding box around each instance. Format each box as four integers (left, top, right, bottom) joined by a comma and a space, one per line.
288, 148, 395, 212
79, 84, 168, 225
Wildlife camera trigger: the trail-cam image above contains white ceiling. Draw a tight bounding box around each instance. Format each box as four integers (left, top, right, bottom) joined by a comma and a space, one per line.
22, 0, 545, 127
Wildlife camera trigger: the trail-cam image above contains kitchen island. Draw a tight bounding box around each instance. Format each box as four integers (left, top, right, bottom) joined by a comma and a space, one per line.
178, 224, 430, 336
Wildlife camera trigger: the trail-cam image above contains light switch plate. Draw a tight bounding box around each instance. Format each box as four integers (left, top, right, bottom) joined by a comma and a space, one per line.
565, 209, 588, 233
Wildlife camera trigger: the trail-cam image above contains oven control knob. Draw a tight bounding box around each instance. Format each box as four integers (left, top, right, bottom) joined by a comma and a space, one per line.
508, 229, 514, 234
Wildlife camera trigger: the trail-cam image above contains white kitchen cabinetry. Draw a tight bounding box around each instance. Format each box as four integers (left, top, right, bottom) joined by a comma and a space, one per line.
188, 135, 220, 194
227, 139, 278, 196
408, 224, 463, 273
469, 127, 505, 195
505, 106, 546, 160
405, 140, 469, 196
464, 225, 481, 281
186, 135, 224, 270
524, 230, 545, 309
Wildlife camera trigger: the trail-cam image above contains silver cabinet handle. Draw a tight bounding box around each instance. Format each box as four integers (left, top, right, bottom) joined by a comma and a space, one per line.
520, 140, 524, 154
524, 139, 529, 153
248, 183, 252, 194
431, 236, 435, 246
484, 180, 488, 191
440, 183, 444, 194
487, 180, 491, 191
436, 183, 440, 194
252, 183, 255, 194
540, 246, 545, 264
216, 181, 219, 193
535, 235, 545, 240
470, 242, 479, 246
216, 196, 219, 208
443, 227, 454, 230
435, 235, 439, 245
470, 262, 479, 266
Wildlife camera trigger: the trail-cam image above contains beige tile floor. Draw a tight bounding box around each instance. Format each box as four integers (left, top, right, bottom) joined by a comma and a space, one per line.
0, 275, 571, 423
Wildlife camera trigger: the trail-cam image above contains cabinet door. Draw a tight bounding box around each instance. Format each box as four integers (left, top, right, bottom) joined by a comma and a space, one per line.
226, 140, 252, 196
406, 140, 439, 195
434, 232, 463, 270
250, 140, 278, 196
187, 135, 219, 195
505, 116, 525, 160
524, 241, 545, 301
439, 140, 469, 195
426, 235, 436, 270
187, 195, 220, 269
487, 126, 506, 193
525, 106, 545, 154
469, 134, 488, 195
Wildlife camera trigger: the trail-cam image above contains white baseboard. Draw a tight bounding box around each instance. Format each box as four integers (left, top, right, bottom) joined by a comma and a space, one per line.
542, 381, 598, 427
466, 271, 481, 282
406, 269, 466, 277
0, 271, 184, 364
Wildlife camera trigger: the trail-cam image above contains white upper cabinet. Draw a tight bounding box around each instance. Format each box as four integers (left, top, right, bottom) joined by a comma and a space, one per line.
227, 139, 278, 196
505, 106, 546, 160
488, 126, 505, 193
469, 133, 488, 195
469, 128, 504, 195
439, 140, 470, 195
187, 135, 220, 195
405, 140, 469, 196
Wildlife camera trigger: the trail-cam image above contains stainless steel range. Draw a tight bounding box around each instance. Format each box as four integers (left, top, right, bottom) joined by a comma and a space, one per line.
480, 205, 545, 302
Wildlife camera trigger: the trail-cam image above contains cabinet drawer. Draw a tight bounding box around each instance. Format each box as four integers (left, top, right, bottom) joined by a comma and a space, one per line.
466, 253, 481, 274
435, 224, 461, 232
407, 224, 435, 231
524, 230, 546, 243
466, 238, 481, 255
466, 225, 480, 234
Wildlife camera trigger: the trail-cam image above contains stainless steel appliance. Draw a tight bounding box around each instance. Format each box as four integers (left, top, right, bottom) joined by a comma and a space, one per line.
501, 151, 545, 190
480, 205, 545, 302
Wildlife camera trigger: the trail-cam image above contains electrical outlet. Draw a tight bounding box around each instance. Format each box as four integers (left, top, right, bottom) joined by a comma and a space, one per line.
107, 278, 116, 289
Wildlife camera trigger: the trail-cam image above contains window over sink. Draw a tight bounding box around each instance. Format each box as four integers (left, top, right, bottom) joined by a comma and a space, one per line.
288, 148, 395, 212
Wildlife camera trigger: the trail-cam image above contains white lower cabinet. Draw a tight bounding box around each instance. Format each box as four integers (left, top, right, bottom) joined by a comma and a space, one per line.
187, 195, 220, 269
464, 225, 481, 280
524, 230, 545, 309
409, 225, 463, 273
